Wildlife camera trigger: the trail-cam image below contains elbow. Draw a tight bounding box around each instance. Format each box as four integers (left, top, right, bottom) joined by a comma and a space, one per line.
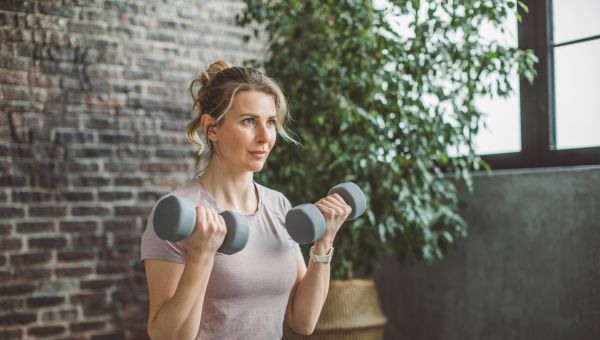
147, 323, 156, 339
147, 328, 158, 340
294, 325, 315, 336
147, 324, 178, 340
147, 325, 165, 340
286, 320, 315, 336
147, 321, 168, 340
148, 330, 190, 340
286, 309, 318, 335
147, 315, 198, 340
297, 327, 315, 336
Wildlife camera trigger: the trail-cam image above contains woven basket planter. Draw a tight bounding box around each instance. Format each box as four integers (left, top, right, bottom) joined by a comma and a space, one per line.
283, 279, 387, 340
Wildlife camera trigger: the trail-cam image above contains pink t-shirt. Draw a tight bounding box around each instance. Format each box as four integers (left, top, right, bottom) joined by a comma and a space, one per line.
140, 178, 301, 339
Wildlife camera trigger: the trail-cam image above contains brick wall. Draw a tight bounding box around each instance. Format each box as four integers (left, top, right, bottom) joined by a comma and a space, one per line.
0, 1, 262, 339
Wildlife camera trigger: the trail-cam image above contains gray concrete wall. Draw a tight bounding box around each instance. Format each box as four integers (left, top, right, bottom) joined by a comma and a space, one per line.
376, 165, 600, 340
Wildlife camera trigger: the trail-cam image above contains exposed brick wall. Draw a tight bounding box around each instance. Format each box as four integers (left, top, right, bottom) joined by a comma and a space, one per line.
0, 1, 263, 338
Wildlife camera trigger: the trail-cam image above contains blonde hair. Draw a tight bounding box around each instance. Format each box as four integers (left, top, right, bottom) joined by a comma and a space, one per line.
186, 60, 299, 159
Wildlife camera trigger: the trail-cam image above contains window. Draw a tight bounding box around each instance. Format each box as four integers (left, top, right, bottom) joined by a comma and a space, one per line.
552, 0, 600, 150
481, 0, 600, 169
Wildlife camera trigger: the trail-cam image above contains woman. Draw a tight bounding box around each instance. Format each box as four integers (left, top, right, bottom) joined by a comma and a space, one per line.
141, 61, 352, 339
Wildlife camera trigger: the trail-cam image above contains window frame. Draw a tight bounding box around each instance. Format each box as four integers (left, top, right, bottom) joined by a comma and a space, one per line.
480, 0, 600, 170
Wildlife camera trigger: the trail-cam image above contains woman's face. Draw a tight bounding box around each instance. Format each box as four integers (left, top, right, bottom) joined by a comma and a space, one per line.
209, 90, 278, 173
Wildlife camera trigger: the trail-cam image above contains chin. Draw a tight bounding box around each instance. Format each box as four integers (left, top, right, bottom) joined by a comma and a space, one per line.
251, 165, 265, 172
249, 162, 266, 172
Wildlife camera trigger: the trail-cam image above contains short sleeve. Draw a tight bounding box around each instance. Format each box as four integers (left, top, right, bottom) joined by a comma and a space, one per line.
280, 193, 292, 214
140, 198, 186, 264
278, 193, 301, 252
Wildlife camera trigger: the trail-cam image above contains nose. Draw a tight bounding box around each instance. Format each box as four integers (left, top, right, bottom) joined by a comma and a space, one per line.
256, 121, 272, 144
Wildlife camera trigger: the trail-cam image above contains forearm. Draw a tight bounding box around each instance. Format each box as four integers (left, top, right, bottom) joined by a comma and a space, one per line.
288, 237, 333, 334
149, 254, 214, 340
178, 282, 209, 340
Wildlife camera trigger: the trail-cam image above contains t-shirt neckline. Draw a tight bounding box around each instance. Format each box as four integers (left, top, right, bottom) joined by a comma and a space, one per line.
192, 175, 263, 218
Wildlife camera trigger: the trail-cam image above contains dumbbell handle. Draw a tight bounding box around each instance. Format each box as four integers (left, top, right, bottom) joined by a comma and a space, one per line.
153, 195, 249, 255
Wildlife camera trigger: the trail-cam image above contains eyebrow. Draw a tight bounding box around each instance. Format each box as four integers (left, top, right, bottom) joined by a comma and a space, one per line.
239, 113, 277, 119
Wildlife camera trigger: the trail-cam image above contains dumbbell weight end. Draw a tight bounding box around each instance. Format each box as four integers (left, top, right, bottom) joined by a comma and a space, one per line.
285, 203, 326, 245
327, 182, 367, 221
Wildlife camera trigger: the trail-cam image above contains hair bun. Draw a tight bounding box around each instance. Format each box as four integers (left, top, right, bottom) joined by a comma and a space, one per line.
200, 60, 231, 87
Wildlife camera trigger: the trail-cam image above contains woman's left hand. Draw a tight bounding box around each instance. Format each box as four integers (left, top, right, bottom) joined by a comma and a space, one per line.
313, 193, 352, 246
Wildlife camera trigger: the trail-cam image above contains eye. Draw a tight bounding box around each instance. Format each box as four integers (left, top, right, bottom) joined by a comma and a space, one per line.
267, 119, 277, 127
242, 118, 255, 125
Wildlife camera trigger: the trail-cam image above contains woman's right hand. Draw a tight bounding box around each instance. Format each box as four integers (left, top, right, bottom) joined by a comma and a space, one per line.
181, 206, 227, 259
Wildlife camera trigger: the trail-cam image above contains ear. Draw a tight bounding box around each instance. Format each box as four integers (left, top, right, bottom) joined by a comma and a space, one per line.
200, 114, 218, 142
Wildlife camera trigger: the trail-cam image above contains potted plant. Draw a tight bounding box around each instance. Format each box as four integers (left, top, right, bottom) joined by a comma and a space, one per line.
236, 0, 537, 338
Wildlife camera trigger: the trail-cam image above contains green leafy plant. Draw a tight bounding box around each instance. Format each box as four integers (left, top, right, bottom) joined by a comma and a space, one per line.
236, 0, 537, 279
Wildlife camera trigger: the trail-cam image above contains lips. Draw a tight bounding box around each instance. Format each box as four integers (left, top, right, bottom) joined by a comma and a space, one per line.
249, 150, 267, 155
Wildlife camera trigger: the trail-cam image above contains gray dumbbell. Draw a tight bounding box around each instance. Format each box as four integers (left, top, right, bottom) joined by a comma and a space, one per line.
153, 195, 250, 255
285, 182, 367, 245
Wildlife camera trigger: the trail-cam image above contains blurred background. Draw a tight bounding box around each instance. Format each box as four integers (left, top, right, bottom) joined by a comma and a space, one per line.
0, 0, 598, 339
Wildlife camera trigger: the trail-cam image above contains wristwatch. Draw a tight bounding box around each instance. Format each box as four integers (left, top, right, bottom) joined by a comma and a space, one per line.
309, 246, 334, 263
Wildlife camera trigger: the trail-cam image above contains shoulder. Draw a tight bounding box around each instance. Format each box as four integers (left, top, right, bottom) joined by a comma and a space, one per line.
157, 180, 213, 208
170, 180, 203, 199
256, 182, 292, 214
141, 182, 198, 263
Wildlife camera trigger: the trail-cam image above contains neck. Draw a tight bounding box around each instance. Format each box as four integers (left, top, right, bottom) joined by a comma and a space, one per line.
197, 157, 258, 214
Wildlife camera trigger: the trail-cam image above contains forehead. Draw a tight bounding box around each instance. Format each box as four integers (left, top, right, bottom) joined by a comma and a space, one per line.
229, 90, 277, 116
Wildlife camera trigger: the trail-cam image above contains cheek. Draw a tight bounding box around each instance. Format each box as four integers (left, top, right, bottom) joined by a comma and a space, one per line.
220, 131, 248, 151
233, 127, 252, 143
269, 128, 278, 144
236, 134, 253, 148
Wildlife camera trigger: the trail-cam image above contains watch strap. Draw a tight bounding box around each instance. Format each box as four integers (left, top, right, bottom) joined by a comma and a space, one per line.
309, 245, 334, 263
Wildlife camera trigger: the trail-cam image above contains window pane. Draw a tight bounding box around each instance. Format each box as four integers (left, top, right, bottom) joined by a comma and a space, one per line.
552, 0, 600, 44
474, 11, 521, 155
554, 39, 600, 150
474, 79, 522, 155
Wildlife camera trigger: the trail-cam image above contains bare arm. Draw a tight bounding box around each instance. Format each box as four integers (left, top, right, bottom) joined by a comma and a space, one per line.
284, 237, 333, 335
146, 255, 213, 340
146, 206, 226, 340
285, 192, 351, 335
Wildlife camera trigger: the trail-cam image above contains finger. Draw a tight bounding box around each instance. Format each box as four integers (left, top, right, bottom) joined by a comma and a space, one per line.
320, 195, 346, 212
320, 200, 346, 217
315, 202, 335, 217
207, 208, 220, 230
218, 215, 227, 233
202, 208, 217, 233
319, 199, 339, 211
343, 204, 352, 216
195, 206, 207, 228
212, 211, 224, 230
204, 206, 214, 223
326, 194, 352, 215
328, 193, 347, 205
